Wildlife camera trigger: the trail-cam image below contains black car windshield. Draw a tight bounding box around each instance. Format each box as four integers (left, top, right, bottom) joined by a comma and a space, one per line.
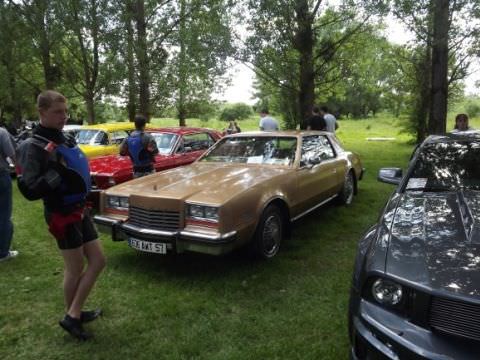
151, 133, 178, 155
201, 136, 297, 166
406, 141, 480, 191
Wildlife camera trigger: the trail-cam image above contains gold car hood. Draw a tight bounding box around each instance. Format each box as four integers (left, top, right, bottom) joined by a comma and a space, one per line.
106, 162, 293, 205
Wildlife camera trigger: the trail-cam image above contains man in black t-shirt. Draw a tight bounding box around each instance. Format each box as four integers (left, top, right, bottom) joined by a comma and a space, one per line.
305, 106, 326, 131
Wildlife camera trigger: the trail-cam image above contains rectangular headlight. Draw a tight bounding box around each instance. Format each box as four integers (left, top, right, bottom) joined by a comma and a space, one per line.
187, 204, 219, 222
106, 195, 129, 210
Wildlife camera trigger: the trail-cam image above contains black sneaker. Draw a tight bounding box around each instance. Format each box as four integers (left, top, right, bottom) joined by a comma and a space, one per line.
80, 308, 103, 323
59, 314, 92, 341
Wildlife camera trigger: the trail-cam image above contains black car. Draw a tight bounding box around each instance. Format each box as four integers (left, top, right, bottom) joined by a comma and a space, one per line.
349, 131, 480, 359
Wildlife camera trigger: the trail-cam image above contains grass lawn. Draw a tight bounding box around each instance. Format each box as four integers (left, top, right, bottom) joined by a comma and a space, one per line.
1, 115, 415, 359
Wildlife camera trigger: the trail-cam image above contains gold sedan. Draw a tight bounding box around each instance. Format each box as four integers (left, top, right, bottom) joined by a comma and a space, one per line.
94, 131, 364, 259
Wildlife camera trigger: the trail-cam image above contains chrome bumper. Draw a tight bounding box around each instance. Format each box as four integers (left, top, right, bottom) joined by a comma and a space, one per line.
93, 215, 238, 255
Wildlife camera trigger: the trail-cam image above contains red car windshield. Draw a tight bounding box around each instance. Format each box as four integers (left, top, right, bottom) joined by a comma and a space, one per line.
151, 132, 179, 155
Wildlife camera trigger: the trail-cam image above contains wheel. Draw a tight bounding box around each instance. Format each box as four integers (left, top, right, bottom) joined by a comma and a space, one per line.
338, 171, 355, 205
252, 205, 283, 259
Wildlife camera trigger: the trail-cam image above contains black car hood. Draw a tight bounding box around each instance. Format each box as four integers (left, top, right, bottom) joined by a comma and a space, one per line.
386, 190, 480, 298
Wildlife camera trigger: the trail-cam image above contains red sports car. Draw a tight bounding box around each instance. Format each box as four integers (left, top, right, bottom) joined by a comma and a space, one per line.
89, 127, 222, 191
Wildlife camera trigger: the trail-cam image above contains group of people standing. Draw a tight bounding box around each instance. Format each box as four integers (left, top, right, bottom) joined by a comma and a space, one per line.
258, 106, 338, 133
304, 106, 338, 133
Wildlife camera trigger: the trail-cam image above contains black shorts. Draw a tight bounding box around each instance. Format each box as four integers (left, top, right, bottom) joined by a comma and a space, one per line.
45, 208, 98, 250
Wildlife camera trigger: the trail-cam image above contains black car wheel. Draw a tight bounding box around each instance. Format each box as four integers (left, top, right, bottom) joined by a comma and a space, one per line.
252, 205, 283, 259
339, 171, 355, 205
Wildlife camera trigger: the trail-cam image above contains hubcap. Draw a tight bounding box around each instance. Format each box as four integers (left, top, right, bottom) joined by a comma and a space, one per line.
344, 174, 354, 204
262, 214, 281, 256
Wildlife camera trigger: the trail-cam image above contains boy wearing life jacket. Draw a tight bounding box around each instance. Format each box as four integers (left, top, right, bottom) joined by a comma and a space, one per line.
119, 115, 158, 178
17, 90, 106, 341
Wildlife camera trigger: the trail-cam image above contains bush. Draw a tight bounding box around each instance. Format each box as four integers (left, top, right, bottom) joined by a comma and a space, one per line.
219, 103, 253, 121
466, 101, 480, 118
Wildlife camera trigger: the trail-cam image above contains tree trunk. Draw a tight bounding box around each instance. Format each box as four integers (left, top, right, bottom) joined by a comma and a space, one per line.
85, 93, 95, 125
177, 0, 187, 127
40, 28, 56, 89
135, 0, 150, 121
428, 0, 449, 135
294, 0, 314, 130
126, 1, 136, 122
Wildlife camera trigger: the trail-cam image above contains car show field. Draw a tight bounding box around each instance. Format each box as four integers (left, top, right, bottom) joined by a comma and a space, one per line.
0, 116, 451, 359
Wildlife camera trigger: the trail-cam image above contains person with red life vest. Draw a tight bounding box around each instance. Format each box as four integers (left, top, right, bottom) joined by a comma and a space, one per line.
16, 90, 105, 341
119, 115, 158, 178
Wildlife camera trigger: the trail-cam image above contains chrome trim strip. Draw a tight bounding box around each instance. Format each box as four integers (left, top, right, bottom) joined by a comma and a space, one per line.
121, 223, 178, 237
187, 216, 219, 223
180, 230, 236, 241
290, 194, 338, 222
93, 215, 121, 226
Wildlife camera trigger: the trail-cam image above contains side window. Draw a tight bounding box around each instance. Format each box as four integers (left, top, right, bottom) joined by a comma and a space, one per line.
111, 130, 128, 145
94, 131, 109, 145
318, 135, 335, 160
300, 135, 335, 165
183, 133, 210, 151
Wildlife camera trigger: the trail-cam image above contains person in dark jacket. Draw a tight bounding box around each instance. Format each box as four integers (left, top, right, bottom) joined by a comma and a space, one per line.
0, 126, 17, 262
17, 90, 105, 341
119, 115, 159, 178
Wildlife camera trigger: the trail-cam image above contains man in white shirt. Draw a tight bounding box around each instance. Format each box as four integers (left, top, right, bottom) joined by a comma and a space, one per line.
259, 109, 279, 131
319, 106, 338, 133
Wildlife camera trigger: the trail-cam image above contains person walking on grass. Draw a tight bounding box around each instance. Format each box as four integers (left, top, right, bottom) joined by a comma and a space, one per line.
17, 90, 105, 341
0, 125, 17, 262
119, 115, 159, 178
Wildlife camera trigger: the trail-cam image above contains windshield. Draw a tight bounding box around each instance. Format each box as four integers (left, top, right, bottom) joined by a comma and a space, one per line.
76, 129, 107, 145
151, 133, 178, 155
201, 136, 297, 166
406, 141, 480, 191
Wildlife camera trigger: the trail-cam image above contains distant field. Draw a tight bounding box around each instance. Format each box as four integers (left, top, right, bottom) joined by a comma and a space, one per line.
2, 116, 415, 359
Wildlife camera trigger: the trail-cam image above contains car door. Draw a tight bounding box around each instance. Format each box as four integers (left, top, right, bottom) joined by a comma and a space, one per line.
295, 135, 339, 212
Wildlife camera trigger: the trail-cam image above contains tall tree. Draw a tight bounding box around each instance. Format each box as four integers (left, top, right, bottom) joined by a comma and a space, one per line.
244, 1, 377, 128
0, 1, 40, 125
57, 0, 111, 124
389, 0, 480, 136
170, 0, 234, 126
428, 0, 449, 134
11, 0, 62, 89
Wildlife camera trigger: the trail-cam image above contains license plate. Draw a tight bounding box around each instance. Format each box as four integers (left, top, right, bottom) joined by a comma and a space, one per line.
128, 238, 167, 254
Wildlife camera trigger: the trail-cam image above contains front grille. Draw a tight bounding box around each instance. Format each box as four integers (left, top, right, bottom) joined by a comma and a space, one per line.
429, 296, 480, 342
128, 206, 180, 231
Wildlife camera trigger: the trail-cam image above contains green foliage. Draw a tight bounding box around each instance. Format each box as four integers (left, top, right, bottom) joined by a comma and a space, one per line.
466, 100, 480, 118
219, 103, 253, 121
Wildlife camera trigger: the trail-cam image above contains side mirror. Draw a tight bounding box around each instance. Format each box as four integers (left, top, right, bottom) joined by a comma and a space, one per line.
378, 167, 402, 185
183, 146, 192, 153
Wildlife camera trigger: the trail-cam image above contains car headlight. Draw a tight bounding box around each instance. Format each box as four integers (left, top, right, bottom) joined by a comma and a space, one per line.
372, 278, 403, 306
106, 195, 129, 210
186, 204, 219, 222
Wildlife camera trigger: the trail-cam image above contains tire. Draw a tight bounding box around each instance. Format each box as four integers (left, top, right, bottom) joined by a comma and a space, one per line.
338, 171, 355, 205
252, 205, 283, 259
